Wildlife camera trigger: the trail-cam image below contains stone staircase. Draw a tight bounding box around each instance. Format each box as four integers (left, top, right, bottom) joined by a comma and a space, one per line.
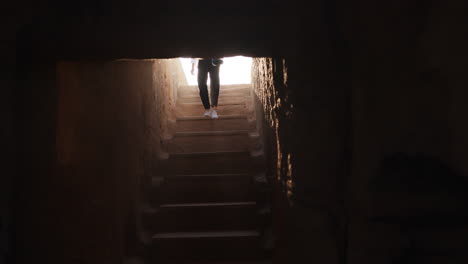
174, 85, 253, 117
142, 84, 272, 263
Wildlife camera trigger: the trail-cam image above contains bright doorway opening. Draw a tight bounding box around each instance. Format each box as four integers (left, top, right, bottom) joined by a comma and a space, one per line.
179, 56, 253, 86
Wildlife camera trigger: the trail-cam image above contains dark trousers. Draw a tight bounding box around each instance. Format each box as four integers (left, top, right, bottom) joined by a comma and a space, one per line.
197, 59, 220, 109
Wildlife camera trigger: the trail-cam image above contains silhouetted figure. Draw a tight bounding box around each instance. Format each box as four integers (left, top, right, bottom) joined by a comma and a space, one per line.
191, 58, 223, 119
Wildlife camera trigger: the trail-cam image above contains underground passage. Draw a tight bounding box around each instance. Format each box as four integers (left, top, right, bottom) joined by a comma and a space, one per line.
55, 56, 273, 263
3, 0, 468, 263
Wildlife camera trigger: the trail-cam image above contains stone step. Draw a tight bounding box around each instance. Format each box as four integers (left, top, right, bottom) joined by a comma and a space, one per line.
175, 103, 250, 117
175, 115, 255, 133
178, 84, 250, 91
178, 95, 250, 105
178, 86, 251, 98
150, 230, 267, 261
178, 84, 251, 90
164, 131, 254, 154
143, 202, 259, 233
151, 174, 256, 204
160, 151, 263, 175
178, 92, 251, 101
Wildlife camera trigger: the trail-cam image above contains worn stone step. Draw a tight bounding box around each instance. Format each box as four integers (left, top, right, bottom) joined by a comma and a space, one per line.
150, 230, 267, 261
164, 131, 252, 154
151, 174, 256, 204
143, 202, 259, 233
178, 84, 251, 91
177, 84, 252, 96
160, 151, 263, 175
178, 95, 250, 105
175, 115, 255, 133
179, 92, 251, 101
175, 103, 250, 117
178, 86, 251, 98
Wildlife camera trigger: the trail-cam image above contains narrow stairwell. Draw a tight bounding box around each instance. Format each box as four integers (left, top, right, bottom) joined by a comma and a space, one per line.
143, 84, 272, 263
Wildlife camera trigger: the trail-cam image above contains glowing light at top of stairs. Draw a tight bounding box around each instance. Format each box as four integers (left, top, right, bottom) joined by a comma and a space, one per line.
179, 56, 252, 85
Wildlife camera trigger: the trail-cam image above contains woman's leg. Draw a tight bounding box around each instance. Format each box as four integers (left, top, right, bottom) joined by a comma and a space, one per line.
197, 60, 211, 110
209, 64, 220, 108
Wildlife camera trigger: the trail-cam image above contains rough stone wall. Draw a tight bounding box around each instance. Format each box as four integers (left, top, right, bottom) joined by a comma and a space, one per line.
152, 59, 186, 140
1, 2, 42, 261
54, 60, 149, 263
11, 61, 58, 264
9, 59, 179, 263
253, 54, 347, 264
252, 58, 286, 262
5, 0, 468, 263
0, 53, 15, 264
343, 0, 468, 263
252, 0, 468, 263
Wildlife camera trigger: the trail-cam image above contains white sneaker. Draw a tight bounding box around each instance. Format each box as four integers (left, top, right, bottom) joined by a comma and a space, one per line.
211, 110, 219, 119
203, 109, 212, 117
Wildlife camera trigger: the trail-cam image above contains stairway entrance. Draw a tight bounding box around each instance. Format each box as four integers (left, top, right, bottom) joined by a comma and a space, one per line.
140, 77, 273, 262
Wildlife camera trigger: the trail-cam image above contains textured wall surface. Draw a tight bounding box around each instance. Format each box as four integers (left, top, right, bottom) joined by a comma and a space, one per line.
4, 0, 468, 263
252, 55, 346, 264
345, 1, 468, 263
251, 0, 468, 263
9, 59, 179, 263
